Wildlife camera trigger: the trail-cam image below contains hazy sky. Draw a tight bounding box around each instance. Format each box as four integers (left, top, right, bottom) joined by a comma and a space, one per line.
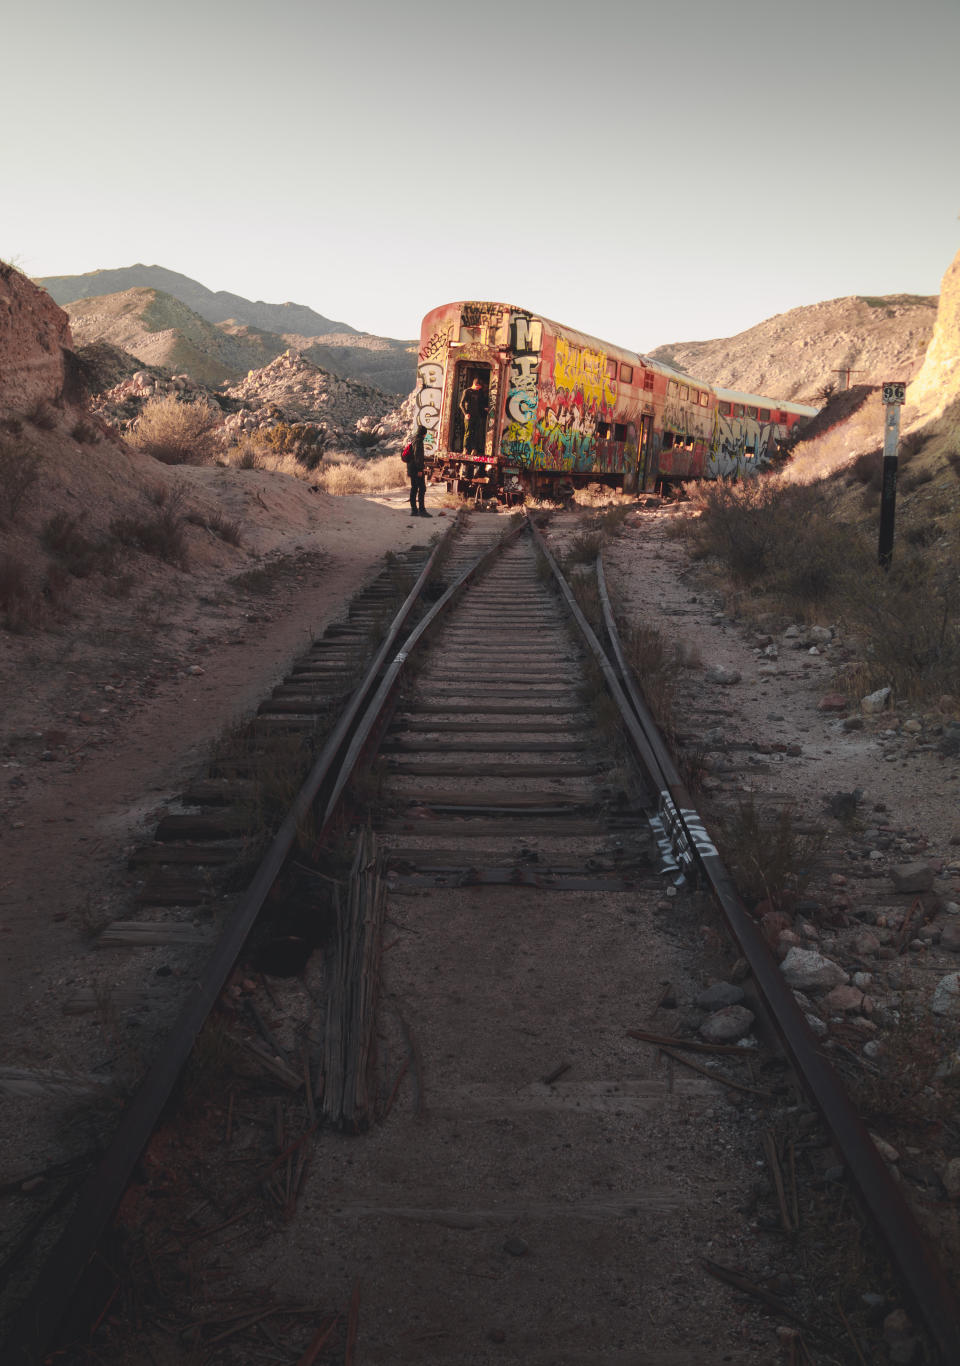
3, 0, 958, 350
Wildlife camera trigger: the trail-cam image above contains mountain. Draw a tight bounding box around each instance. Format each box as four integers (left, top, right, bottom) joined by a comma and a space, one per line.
35, 263, 357, 337
34, 264, 417, 394
63, 288, 277, 387
648, 294, 937, 404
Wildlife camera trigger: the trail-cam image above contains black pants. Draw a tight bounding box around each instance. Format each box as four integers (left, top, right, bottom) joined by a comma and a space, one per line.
409, 472, 426, 511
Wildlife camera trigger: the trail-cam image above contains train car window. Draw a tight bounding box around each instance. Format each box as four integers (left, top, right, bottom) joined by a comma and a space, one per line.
613, 423, 628, 442
699, 391, 709, 406
606, 358, 617, 380
734, 404, 744, 418
758, 408, 770, 421
619, 363, 633, 383
668, 380, 678, 397
747, 405, 758, 419
643, 371, 655, 391
679, 385, 689, 401
596, 422, 612, 440
719, 401, 732, 416
662, 431, 675, 449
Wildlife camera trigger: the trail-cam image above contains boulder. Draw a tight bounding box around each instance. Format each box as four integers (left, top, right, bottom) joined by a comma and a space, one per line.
694, 982, 745, 1010
780, 947, 848, 993
823, 984, 864, 1014
698, 1004, 755, 1044
932, 973, 960, 1017
889, 862, 935, 894
862, 687, 892, 714
706, 666, 741, 686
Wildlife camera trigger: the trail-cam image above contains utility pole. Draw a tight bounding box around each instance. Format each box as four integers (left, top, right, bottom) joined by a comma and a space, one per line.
878, 381, 906, 569
832, 367, 864, 392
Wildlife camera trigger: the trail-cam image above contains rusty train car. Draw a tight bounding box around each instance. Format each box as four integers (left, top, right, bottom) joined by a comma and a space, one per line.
413, 301, 817, 498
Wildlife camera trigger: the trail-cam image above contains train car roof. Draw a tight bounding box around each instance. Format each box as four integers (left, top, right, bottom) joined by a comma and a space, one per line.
712, 385, 819, 417
423, 301, 706, 386
423, 304, 818, 415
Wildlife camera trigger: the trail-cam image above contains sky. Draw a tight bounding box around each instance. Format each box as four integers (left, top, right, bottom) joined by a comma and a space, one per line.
3, 0, 958, 351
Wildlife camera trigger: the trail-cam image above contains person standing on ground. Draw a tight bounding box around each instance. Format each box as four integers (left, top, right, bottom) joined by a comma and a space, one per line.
404, 424, 431, 517
459, 376, 488, 456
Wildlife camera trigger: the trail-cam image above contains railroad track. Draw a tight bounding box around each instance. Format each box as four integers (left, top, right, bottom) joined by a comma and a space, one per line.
3, 510, 959, 1364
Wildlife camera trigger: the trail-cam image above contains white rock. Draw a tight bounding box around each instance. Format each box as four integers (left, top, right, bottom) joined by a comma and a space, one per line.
862, 687, 893, 714
780, 947, 848, 993
932, 973, 960, 1017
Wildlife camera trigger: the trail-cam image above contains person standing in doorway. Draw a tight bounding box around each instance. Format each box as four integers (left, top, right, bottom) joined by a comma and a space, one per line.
459, 376, 488, 456
404, 424, 431, 517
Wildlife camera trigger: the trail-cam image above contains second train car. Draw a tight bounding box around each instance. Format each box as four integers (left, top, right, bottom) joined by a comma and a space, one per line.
413, 301, 817, 499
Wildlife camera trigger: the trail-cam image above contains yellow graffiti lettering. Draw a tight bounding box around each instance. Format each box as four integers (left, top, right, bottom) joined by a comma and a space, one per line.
553, 337, 616, 408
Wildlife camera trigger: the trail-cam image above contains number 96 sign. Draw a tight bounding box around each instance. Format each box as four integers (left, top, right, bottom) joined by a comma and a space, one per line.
882, 381, 906, 405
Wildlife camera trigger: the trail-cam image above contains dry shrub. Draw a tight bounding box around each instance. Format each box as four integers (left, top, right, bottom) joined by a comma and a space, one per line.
0, 442, 42, 522
842, 542, 960, 700
682, 476, 853, 603
70, 419, 99, 444
41, 512, 116, 577
259, 421, 326, 468
566, 530, 604, 566
227, 437, 267, 470
185, 507, 242, 546
111, 490, 188, 564
621, 619, 688, 738
130, 394, 220, 465
717, 795, 824, 910
27, 399, 57, 431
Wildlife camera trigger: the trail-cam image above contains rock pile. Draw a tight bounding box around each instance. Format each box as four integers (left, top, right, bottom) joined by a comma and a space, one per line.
221, 350, 399, 450
85, 346, 411, 455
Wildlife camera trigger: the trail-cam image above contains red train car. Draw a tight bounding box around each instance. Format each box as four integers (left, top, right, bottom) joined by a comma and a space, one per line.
414, 301, 816, 497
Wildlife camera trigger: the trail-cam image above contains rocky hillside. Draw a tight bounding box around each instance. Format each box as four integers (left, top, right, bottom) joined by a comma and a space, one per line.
907, 251, 960, 419
35, 265, 417, 394
649, 294, 937, 404
221, 350, 398, 447
0, 261, 78, 411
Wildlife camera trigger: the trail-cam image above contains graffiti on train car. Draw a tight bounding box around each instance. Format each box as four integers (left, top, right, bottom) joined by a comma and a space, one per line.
419, 320, 453, 364
520, 337, 619, 472
706, 409, 779, 478
553, 338, 617, 410
501, 312, 542, 462
415, 360, 444, 437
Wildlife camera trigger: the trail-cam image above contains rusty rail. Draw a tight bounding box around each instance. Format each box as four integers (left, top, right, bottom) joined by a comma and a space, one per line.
2, 518, 471, 1363
530, 516, 960, 1362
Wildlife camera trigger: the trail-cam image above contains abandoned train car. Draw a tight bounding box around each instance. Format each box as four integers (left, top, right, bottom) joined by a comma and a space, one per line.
413, 301, 817, 497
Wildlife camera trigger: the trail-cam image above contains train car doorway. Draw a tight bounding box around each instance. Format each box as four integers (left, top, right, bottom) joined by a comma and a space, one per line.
451, 363, 491, 455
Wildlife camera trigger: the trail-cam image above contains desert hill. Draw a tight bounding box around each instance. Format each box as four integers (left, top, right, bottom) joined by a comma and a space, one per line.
649, 293, 937, 404
35, 263, 357, 338
35, 265, 417, 394
65, 288, 279, 386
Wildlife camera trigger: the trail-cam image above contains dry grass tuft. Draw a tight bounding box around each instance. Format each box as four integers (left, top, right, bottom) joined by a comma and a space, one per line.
313, 452, 407, 496
717, 795, 825, 910
129, 394, 221, 465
